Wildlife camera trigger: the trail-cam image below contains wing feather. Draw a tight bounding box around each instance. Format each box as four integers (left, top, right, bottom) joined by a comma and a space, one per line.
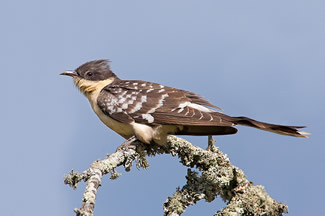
97, 80, 233, 127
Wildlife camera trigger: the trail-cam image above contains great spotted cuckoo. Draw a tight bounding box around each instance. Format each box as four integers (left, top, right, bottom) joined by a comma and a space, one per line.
61, 59, 309, 146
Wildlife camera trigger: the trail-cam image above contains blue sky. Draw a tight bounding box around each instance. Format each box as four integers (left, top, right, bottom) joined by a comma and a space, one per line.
1, 0, 324, 215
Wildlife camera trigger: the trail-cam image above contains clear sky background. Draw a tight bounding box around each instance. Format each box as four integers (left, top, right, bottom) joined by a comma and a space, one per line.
1, 0, 324, 215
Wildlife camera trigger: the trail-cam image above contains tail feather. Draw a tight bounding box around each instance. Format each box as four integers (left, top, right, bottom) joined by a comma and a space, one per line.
231, 116, 310, 138
176, 125, 238, 136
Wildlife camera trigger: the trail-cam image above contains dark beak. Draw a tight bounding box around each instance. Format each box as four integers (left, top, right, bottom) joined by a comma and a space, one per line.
60, 70, 78, 77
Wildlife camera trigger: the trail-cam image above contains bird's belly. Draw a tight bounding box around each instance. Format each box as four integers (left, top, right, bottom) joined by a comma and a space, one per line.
92, 103, 134, 139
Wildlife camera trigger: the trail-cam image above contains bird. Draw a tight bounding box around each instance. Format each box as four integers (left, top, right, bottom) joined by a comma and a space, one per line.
60, 59, 309, 147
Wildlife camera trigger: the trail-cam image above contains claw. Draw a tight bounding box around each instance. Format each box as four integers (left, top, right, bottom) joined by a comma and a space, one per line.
117, 136, 138, 151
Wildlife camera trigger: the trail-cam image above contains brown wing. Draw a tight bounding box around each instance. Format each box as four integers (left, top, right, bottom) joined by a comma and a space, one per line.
150, 89, 233, 127
98, 79, 234, 127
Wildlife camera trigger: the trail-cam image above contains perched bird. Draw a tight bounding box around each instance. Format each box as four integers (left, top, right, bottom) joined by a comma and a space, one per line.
61, 59, 309, 146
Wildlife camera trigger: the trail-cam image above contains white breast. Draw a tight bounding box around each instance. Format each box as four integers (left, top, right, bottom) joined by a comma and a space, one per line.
91, 102, 134, 139
80, 78, 134, 139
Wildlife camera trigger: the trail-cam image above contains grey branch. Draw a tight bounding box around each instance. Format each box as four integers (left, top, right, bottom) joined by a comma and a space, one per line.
64, 136, 288, 216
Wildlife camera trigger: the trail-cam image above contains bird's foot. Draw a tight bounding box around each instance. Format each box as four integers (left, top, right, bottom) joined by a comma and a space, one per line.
116, 136, 139, 152
116, 136, 151, 171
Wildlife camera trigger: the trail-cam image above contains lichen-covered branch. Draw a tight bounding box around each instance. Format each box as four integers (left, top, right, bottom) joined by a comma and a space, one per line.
162, 136, 288, 215
64, 140, 144, 216
64, 136, 288, 216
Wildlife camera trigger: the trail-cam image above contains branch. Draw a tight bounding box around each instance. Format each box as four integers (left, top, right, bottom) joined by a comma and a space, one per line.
64, 136, 288, 216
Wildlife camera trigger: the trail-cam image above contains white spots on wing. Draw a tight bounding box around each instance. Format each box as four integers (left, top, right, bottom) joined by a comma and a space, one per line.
101, 96, 119, 114
141, 83, 146, 87
105, 105, 115, 113
125, 81, 130, 84
147, 93, 169, 114
100, 85, 155, 117
114, 90, 139, 111
159, 85, 164, 88
209, 115, 214, 121
158, 89, 165, 93
116, 108, 123, 112
160, 93, 169, 103
176, 102, 212, 118
118, 97, 127, 104
179, 102, 190, 109
199, 112, 204, 120
129, 98, 136, 105
161, 93, 168, 99
121, 103, 129, 109
141, 113, 154, 123
177, 102, 190, 113
141, 95, 147, 103
187, 103, 214, 112
146, 89, 154, 93
130, 83, 138, 89
129, 102, 143, 114
129, 95, 147, 113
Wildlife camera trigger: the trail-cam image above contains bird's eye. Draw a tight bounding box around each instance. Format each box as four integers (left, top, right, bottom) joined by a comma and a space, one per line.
86, 72, 93, 77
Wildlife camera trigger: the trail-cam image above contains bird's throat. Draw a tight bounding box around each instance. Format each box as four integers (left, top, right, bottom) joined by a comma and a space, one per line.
73, 77, 115, 96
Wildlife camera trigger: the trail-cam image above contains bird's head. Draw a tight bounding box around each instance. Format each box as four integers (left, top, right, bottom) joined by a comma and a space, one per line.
61, 59, 118, 95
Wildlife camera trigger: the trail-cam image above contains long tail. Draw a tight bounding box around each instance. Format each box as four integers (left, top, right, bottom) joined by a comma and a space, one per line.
231, 116, 310, 138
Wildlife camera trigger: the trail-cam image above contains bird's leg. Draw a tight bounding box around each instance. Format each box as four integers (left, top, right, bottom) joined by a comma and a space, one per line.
116, 135, 139, 152
207, 135, 217, 152
116, 136, 152, 170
